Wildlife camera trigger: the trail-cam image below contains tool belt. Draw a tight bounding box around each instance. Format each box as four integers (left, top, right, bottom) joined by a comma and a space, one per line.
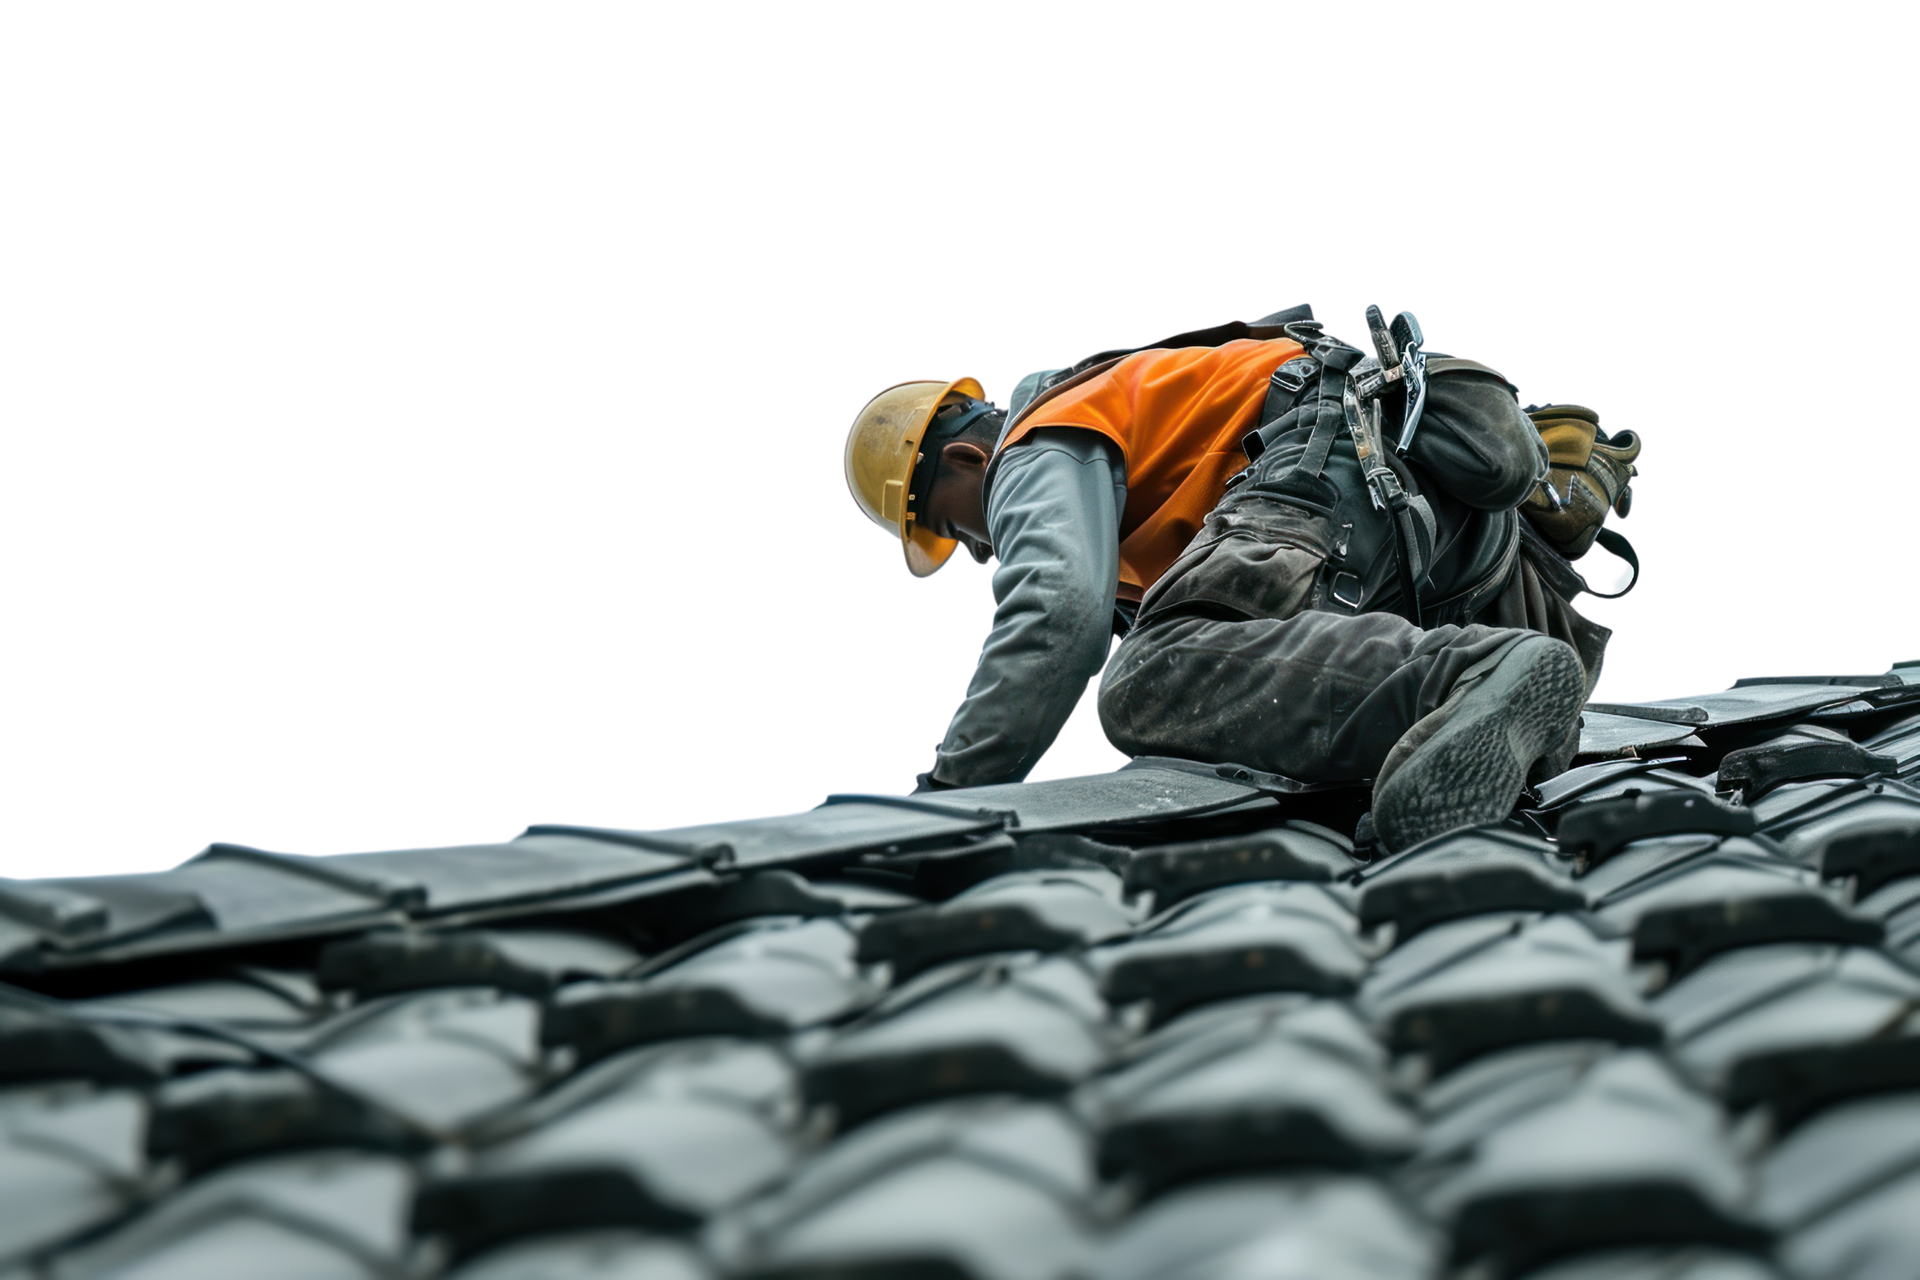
1233, 316, 1518, 629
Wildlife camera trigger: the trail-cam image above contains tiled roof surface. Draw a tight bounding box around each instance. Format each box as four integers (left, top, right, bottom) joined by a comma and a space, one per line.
4, 663, 1920, 1278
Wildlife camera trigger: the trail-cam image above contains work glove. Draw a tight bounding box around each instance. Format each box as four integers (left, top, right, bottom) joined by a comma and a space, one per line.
1520, 404, 1641, 560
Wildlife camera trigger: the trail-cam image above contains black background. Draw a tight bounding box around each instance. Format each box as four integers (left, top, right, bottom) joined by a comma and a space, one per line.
22, 175, 1912, 875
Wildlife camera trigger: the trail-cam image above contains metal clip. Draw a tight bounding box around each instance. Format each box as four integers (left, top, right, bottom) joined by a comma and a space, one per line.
1350, 356, 1401, 401
1356, 305, 1428, 452
1366, 306, 1400, 367
1397, 335, 1428, 450
1341, 378, 1402, 512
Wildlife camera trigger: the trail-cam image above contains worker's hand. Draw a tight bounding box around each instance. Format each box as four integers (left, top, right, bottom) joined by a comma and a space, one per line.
912, 770, 960, 794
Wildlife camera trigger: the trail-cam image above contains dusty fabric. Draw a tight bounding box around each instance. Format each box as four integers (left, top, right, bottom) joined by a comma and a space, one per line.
929, 430, 1127, 787
930, 329, 1610, 791
1099, 498, 1531, 781
1099, 361, 1583, 781
1482, 529, 1620, 702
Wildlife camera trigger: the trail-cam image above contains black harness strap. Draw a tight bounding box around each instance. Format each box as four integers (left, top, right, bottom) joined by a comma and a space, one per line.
1247, 327, 1440, 626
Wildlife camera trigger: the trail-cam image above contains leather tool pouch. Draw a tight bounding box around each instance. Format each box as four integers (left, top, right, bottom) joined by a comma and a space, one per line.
1521, 404, 1640, 560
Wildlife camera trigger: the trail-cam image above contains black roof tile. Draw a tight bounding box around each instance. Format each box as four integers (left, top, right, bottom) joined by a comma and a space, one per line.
447, 1229, 714, 1280
539, 799, 1012, 871
1758, 1092, 1920, 1233
1554, 792, 1755, 873
915, 761, 1267, 834
1420, 1050, 1767, 1273
0, 917, 41, 973
1655, 943, 1920, 1119
327, 834, 696, 915
0, 1081, 149, 1264
484, 1037, 797, 1146
857, 869, 1136, 980
1860, 710, 1920, 775
317, 925, 641, 1000
1530, 757, 1709, 812
1409, 1039, 1624, 1183
1080, 994, 1416, 1193
414, 1039, 796, 1260
19, 659, 1920, 1273
1577, 712, 1709, 760
299, 987, 546, 1135
0, 1001, 242, 1088
1363, 914, 1661, 1073
146, 1065, 425, 1174
715, 1097, 1096, 1280
1094, 881, 1367, 1020
1773, 1160, 1920, 1280
1758, 779, 1920, 895
1585, 837, 1882, 973
1356, 827, 1587, 940
1857, 875, 1920, 965
801, 955, 1115, 1128
897, 831, 1130, 900
612, 870, 858, 948
1120, 823, 1356, 906
47, 1149, 415, 1280
1589, 683, 1890, 729
1088, 1175, 1438, 1280
76, 973, 323, 1028
1517, 1247, 1787, 1279
1714, 725, 1899, 800
544, 917, 874, 1062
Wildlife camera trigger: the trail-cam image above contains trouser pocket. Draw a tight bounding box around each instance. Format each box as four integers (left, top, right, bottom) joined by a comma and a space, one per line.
1136, 496, 1333, 627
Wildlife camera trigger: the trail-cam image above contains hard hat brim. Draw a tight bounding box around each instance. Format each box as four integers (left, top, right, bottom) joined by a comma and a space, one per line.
844, 375, 985, 578
905, 523, 957, 577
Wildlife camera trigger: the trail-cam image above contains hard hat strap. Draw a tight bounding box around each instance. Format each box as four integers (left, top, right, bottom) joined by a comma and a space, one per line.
909, 399, 1001, 525
928, 399, 997, 442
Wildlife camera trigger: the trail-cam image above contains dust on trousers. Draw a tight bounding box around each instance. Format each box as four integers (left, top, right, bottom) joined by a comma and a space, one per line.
1099, 371, 1597, 784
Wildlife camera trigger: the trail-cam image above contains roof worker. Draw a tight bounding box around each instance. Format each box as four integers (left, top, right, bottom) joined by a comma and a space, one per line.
844, 305, 1638, 851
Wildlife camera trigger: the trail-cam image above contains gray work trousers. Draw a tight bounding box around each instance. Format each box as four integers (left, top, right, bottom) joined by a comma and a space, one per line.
1097, 491, 1533, 783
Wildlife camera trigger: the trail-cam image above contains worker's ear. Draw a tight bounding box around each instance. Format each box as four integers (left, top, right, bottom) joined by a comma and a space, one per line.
939, 440, 990, 472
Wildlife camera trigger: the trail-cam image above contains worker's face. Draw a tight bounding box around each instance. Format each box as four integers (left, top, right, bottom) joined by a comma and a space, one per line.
917, 439, 993, 563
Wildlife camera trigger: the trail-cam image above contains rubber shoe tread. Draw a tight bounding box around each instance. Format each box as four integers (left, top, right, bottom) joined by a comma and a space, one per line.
1372, 638, 1585, 853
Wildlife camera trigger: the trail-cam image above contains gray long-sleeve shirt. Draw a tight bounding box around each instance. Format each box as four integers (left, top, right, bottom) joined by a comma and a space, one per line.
930, 429, 1126, 787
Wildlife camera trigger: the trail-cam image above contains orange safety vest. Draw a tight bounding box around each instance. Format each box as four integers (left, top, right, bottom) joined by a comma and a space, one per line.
999, 337, 1307, 601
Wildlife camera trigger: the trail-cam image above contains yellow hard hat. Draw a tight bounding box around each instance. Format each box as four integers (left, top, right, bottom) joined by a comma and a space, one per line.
844, 376, 985, 577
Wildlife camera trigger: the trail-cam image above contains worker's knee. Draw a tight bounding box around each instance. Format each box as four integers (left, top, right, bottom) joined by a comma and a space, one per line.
1098, 656, 1136, 756
1095, 638, 1152, 757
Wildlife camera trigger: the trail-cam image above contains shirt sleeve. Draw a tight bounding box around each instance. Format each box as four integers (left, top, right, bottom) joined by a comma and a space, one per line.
929, 429, 1127, 788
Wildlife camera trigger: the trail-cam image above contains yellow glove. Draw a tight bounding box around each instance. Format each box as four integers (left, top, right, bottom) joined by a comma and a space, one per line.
1521, 404, 1640, 560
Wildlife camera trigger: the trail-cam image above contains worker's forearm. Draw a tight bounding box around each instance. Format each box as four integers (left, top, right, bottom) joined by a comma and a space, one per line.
930, 433, 1124, 788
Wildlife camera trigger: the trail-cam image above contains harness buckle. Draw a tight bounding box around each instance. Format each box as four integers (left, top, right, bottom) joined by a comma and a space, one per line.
1341, 376, 1407, 514
1375, 471, 1409, 510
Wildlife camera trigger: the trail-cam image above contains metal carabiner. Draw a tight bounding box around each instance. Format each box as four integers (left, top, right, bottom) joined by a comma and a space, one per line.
1397, 339, 1428, 454
1359, 305, 1430, 452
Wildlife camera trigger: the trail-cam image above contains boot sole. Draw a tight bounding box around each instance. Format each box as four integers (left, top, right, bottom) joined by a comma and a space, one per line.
1373, 639, 1586, 852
